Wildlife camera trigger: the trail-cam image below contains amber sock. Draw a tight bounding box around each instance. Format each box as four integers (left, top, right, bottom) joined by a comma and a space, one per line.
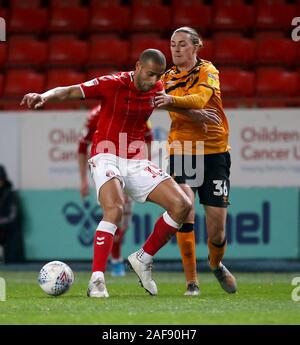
176, 224, 198, 285
208, 238, 227, 269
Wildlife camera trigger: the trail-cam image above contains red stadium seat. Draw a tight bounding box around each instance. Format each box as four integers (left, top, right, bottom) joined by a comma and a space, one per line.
46, 69, 86, 90
220, 99, 238, 108
256, 99, 287, 108
255, 31, 285, 39
89, 33, 120, 41
0, 44, 7, 68
49, 7, 88, 33
9, 8, 48, 34
89, 36, 129, 66
223, 98, 256, 108
7, 36, 48, 66
89, 6, 130, 33
87, 67, 118, 80
0, 74, 4, 97
43, 100, 89, 110
256, 36, 298, 66
214, 34, 255, 66
50, 0, 81, 7
171, 4, 212, 33
129, 35, 171, 65
218, 68, 255, 97
48, 36, 88, 66
10, 0, 41, 7
132, 0, 162, 6
213, 3, 254, 30
129, 32, 162, 41
0, 8, 8, 20
172, 0, 210, 5
131, 5, 171, 32
256, 68, 298, 97
4, 69, 45, 97
256, 3, 297, 30
90, 0, 121, 7
198, 39, 214, 62
214, 0, 245, 5
254, 0, 286, 3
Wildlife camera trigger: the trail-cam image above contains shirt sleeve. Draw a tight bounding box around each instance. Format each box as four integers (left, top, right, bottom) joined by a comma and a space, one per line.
198, 65, 220, 91
171, 85, 213, 109
80, 75, 115, 99
171, 65, 218, 109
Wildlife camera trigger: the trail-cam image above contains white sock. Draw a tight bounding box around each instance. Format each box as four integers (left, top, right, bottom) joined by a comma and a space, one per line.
163, 211, 180, 229
136, 248, 153, 264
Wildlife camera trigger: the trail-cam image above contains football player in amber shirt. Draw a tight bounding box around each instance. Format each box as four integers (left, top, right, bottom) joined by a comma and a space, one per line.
155, 27, 237, 296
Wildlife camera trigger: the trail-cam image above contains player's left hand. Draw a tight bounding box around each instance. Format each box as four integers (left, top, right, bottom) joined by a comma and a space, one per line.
154, 91, 173, 107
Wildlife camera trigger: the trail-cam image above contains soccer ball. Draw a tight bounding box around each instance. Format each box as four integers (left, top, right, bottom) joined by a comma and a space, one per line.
38, 261, 74, 296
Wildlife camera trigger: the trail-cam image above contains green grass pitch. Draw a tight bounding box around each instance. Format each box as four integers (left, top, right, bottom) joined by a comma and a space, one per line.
0, 271, 299, 325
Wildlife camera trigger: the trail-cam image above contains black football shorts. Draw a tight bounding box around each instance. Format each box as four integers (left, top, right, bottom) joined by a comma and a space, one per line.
168, 152, 231, 208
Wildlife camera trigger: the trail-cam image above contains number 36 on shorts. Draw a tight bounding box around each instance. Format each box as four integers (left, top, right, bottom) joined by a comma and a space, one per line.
213, 180, 228, 196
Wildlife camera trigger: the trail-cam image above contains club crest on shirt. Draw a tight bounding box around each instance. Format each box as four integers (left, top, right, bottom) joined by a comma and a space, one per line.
207, 73, 218, 87
83, 79, 99, 87
208, 73, 217, 80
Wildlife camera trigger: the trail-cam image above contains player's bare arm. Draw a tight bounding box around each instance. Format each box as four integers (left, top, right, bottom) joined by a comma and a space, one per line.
154, 89, 213, 109
154, 91, 221, 129
154, 90, 221, 127
168, 105, 221, 127
20, 85, 83, 109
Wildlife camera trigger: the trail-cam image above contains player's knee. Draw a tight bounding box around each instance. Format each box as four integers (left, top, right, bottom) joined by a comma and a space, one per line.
206, 216, 225, 244
103, 202, 124, 224
173, 195, 192, 220
182, 197, 192, 218
209, 232, 225, 245
207, 222, 225, 244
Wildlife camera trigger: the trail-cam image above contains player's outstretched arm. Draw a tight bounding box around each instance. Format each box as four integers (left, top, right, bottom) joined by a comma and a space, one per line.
20, 85, 83, 109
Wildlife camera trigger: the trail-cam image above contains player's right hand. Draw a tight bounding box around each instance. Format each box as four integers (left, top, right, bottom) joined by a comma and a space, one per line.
20, 93, 46, 109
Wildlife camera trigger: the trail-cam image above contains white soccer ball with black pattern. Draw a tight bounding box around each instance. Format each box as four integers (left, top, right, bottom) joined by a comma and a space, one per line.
38, 261, 74, 296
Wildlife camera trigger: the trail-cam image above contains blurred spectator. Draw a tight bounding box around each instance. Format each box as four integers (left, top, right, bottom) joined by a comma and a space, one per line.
0, 165, 25, 263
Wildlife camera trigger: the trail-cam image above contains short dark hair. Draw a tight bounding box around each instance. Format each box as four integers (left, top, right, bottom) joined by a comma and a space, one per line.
173, 27, 203, 48
139, 49, 166, 66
